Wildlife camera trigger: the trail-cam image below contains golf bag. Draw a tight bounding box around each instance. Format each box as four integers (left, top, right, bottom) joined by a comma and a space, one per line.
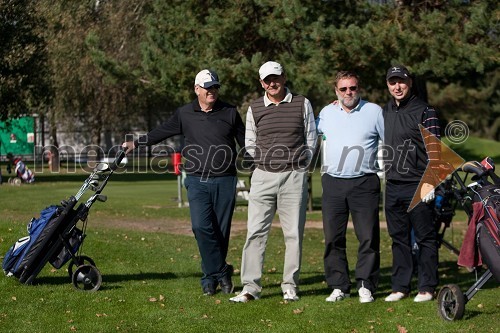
10, 157, 35, 184
437, 157, 500, 321
2, 205, 84, 277
2, 149, 125, 292
458, 183, 500, 281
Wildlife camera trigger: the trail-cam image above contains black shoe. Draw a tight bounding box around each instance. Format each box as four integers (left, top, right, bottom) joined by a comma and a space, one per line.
220, 265, 234, 294
203, 284, 216, 296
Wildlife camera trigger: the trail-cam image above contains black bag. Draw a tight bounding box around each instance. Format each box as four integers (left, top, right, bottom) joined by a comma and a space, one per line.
49, 227, 84, 269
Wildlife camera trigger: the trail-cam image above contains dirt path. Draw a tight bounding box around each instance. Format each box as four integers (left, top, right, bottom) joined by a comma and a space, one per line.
96, 217, 395, 236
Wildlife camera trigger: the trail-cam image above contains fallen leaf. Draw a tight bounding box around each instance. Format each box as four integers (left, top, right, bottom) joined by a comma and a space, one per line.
292, 308, 303, 315
397, 324, 408, 333
11, 297, 16, 301
215, 299, 221, 304
477, 303, 484, 309
159, 295, 165, 301
70, 326, 77, 331
96, 313, 108, 317
149, 297, 157, 302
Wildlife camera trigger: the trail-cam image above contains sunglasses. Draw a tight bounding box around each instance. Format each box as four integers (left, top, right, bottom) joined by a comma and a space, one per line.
202, 85, 220, 90
338, 86, 358, 92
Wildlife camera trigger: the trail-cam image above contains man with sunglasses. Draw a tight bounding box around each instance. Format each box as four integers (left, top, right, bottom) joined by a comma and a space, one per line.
230, 61, 317, 303
122, 69, 245, 296
316, 71, 384, 303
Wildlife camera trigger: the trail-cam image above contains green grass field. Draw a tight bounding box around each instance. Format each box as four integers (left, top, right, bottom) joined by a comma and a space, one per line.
0, 136, 499, 332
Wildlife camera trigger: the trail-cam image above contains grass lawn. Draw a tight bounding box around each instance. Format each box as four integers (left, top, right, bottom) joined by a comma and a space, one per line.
1, 135, 499, 332
1, 167, 499, 333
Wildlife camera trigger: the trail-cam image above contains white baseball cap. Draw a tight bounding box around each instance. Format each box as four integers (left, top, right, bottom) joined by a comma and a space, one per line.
194, 69, 220, 88
259, 61, 283, 80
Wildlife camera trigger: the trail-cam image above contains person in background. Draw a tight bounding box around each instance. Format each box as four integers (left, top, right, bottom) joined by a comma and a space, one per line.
229, 61, 317, 303
383, 65, 440, 303
122, 69, 245, 296
316, 71, 384, 303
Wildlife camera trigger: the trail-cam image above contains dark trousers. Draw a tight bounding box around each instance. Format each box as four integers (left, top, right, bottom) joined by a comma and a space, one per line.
184, 175, 237, 288
385, 180, 439, 294
322, 173, 381, 293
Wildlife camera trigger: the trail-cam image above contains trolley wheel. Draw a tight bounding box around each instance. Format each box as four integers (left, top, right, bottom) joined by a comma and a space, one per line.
68, 256, 96, 279
72, 264, 102, 292
437, 284, 466, 321
8, 177, 21, 186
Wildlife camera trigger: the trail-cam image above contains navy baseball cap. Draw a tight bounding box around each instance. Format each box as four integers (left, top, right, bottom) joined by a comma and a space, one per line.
386, 66, 411, 80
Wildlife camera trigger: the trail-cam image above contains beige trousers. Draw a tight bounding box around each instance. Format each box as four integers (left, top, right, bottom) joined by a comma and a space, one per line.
240, 168, 308, 295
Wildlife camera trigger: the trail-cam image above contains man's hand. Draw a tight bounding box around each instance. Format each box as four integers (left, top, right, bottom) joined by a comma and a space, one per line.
121, 141, 135, 155
420, 183, 435, 203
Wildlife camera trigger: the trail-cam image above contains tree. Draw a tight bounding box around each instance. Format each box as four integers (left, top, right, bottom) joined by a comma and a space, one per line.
37, 0, 499, 147
37, 0, 151, 163
0, 0, 50, 121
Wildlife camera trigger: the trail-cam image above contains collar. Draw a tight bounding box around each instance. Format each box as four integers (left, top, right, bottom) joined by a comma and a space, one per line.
192, 99, 221, 112
391, 94, 415, 109
263, 88, 292, 106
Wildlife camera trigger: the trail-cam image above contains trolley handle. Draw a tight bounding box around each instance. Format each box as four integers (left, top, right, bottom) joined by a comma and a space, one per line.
460, 161, 486, 178
110, 149, 126, 171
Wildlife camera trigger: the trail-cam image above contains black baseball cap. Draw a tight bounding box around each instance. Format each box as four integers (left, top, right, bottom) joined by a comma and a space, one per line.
386, 66, 411, 80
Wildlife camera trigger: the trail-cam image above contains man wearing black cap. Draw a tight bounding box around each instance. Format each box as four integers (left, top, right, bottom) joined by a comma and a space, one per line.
122, 69, 245, 296
382, 65, 440, 303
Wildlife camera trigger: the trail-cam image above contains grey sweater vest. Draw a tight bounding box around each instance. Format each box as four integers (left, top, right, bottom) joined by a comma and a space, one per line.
250, 94, 307, 172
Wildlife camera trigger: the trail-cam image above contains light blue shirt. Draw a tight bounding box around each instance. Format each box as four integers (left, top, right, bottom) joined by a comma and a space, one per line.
316, 99, 384, 178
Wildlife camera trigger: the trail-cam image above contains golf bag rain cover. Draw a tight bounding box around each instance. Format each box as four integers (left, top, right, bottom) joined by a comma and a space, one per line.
2, 206, 60, 277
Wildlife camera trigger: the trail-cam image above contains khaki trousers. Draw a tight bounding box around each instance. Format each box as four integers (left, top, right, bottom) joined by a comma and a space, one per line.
240, 168, 308, 295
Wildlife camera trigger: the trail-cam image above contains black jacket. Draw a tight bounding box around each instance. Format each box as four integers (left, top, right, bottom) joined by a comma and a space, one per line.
383, 94, 440, 182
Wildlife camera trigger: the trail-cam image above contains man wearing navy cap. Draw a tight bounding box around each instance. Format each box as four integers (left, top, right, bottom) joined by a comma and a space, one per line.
122, 69, 245, 296
382, 65, 440, 303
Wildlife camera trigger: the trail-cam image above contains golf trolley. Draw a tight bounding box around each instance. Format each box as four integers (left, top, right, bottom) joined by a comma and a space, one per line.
436, 157, 500, 321
2, 150, 126, 292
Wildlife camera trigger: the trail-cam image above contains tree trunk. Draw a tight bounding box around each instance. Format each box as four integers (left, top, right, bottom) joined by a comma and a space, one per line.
48, 110, 60, 172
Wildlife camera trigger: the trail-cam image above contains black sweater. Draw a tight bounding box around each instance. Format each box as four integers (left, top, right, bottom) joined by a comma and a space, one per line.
135, 99, 245, 177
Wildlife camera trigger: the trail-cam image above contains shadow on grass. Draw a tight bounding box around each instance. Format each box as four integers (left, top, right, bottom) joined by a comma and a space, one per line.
297, 260, 498, 299
34, 271, 179, 288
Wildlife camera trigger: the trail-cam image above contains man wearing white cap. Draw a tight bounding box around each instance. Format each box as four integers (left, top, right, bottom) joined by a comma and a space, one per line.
122, 69, 245, 296
230, 61, 317, 303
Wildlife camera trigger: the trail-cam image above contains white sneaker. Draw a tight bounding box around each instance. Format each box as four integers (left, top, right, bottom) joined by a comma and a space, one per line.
229, 290, 259, 303
283, 289, 299, 301
384, 292, 408, 302
414, 292, 433, 302
358, 286, 374, 303
326, 289, 350, 302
